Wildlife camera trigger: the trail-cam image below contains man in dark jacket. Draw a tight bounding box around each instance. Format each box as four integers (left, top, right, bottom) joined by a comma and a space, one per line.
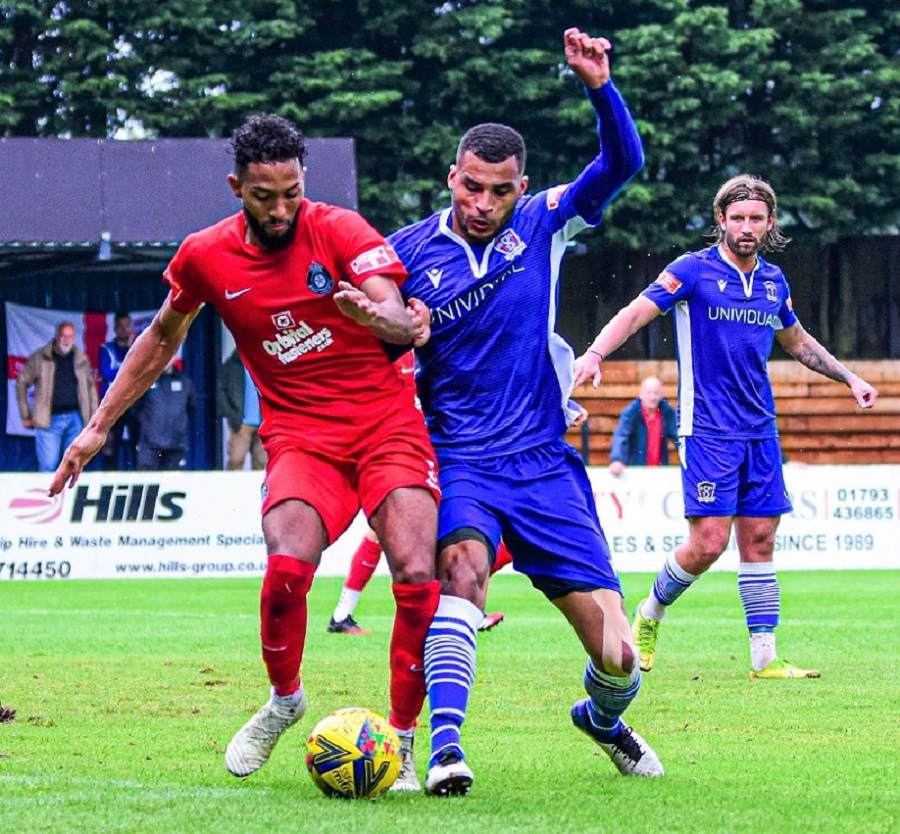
609, 376, 677, 476
135, 359, 196, 470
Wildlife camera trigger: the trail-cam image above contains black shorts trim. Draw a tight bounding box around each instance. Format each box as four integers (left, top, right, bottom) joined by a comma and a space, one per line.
527, 573, 603, 601
437, 526, 497, 567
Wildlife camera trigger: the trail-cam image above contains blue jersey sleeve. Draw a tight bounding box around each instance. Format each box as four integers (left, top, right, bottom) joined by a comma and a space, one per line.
777, 278, 798, 329
641, 253, 697, 314
545, 82, 643, 237
525, 82, 643, 241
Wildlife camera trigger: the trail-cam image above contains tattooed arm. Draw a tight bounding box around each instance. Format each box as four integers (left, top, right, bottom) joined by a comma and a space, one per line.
776, 322, 878, 408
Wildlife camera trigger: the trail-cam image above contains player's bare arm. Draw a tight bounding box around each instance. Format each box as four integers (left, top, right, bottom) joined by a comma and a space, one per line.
574, 296, 661, 388
333, 277, 415, 344
564, 27, 611, 89
48, 296, 199, 494
776, 322, 878, 408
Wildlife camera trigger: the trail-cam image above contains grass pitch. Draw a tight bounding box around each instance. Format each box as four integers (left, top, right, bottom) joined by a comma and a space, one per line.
1, 571, 897, 834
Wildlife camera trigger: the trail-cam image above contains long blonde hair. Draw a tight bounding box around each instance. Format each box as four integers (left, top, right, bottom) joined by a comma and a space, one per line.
711, 174, 791, 251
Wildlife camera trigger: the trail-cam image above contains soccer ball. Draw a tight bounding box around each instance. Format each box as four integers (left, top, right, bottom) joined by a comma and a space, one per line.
305, 707, 402, 799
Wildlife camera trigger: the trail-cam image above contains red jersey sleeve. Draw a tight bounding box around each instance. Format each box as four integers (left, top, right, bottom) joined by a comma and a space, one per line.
163, 238, 207, 315
330, 209, 407, 289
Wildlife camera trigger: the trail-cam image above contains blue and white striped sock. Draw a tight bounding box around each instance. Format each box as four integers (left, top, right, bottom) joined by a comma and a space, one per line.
738, 562, 781, 669
737, 561, 780, 630
645, 553, 698, 619
424, 595, 482, 768
582, 659, 642, 740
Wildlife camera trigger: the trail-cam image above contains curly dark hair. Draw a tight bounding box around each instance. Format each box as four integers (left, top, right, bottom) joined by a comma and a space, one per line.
231, 114, 307, 178
710, 173, 791, 252
456, 123, 526, 173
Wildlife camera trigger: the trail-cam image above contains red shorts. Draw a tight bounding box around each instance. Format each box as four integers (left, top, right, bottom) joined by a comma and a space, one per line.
261, 409, 440, 544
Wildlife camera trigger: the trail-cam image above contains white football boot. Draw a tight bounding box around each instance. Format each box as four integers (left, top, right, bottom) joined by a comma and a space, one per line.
225, 687, 307, 777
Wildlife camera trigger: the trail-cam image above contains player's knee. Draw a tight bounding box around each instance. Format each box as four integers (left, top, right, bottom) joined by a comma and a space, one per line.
694, 531, 729, 565
385, 533, 436, 584
440, 573, 482, 604
390, 556, 433, 585
438, 543, 489, 605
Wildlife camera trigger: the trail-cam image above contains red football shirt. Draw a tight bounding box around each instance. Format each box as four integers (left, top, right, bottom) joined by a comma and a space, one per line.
165, 200, 410, 456
392, 351, 417, 397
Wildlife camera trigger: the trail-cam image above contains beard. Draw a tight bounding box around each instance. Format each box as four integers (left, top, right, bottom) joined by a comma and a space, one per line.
55, 343, 73, 355
725, 230, 763, 258
243, 208, 299, 251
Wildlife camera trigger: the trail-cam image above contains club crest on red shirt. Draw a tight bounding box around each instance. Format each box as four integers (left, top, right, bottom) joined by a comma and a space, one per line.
307, 262, 334, 295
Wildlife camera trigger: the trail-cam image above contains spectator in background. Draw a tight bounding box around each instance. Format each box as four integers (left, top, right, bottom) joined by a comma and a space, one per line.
98, 311, 139, 470
135, 359, 196, 470
217, 348, 267, 470
608, 376, 677, 477
15, 321, 98, 472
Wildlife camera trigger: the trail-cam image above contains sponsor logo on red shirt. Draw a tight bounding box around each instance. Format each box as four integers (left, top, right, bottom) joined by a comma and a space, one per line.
349, 244, 400, 276
272, 311, 296, 330
655, 271, 683, 294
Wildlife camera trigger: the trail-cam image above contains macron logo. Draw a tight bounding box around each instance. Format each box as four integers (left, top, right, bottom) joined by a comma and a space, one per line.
225, 287, 251, 300
426, 268, 442, 289
717, 279, 727, 292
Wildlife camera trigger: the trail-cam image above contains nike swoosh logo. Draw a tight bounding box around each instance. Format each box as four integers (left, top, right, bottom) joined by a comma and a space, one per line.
225, 288, 252, 300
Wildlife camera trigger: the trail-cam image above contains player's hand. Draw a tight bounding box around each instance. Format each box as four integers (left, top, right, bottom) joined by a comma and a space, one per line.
564, 28, 611, 89
570, 404, 588, 428
408, 298, 431, 348
334, 280, 378, 327
850, 376, 878, 409
573, 350, 603, 389
48, 426, 108, 495
609, 460, 626, 477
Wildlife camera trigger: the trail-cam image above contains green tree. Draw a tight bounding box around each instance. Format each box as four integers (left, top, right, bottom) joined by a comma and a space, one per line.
0, 1, 145, 136
2, 0, 897, 247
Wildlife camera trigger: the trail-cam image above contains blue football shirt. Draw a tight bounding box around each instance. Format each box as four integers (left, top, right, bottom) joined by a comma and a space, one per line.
389, 82, 643, 461
642, 245, 798, 439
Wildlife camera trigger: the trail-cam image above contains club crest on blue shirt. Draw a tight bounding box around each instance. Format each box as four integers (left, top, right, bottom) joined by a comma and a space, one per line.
306, 262, 334, 294
764, 281, 778, 302
495, 229, 526, 260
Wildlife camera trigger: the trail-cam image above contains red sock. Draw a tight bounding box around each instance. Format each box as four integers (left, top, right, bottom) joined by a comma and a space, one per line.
260, 554, 316, 696
389, 580, 440, 731
345, 536, 382, 592
491, 540, 513, 575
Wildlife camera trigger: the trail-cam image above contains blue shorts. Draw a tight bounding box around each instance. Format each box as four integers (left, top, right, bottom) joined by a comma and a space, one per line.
678, 435, 792, 518
437, 439, 620, 600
